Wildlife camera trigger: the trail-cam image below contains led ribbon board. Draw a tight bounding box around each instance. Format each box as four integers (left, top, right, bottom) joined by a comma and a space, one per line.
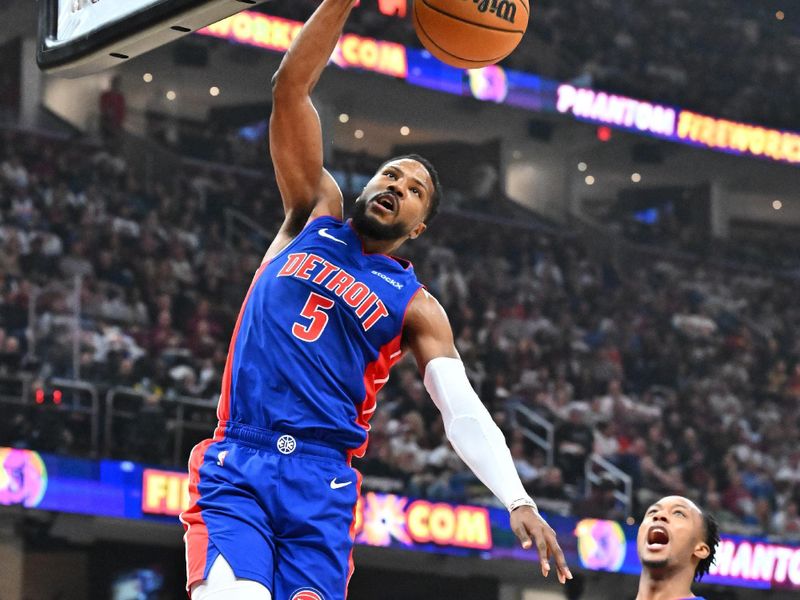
556, 85, 800, 166
197, 11, 799, 167
198, 11, 408, 78
2, 447, 799, 590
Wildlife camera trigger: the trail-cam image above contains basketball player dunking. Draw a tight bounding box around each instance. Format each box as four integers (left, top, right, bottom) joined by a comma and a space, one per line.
180, 1, 571, 598
636, 496, 720, 600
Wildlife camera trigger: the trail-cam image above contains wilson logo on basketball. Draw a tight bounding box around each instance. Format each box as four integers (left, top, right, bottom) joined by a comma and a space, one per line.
470, 0, 517, 23
290, 588, 324, 600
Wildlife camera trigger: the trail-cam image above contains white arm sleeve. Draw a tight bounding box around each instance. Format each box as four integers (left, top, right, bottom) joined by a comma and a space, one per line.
424, 356, 536, 512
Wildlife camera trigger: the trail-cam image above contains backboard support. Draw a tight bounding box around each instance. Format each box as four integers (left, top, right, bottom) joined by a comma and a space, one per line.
37, 0, 271, 78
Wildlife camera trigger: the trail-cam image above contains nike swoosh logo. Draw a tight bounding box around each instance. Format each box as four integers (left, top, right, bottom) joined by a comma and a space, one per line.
319, 228, 347, 245
330, 478, 352, 489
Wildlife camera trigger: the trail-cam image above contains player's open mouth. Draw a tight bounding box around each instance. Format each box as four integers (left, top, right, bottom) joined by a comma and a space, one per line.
371, 192, 398, 214
646, 526, 670, 551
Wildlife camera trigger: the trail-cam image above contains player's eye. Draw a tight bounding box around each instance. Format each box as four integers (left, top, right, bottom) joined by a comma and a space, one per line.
384, 171, 396, 179
411, 187, 420, 197
674, 510, 686, 517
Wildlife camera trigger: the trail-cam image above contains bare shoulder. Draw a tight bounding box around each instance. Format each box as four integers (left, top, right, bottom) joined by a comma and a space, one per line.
403, 288, 459, 370
405, 288, 449, 331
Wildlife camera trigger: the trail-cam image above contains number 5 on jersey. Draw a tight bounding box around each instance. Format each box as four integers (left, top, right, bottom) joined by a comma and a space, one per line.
292, 292, 335, 342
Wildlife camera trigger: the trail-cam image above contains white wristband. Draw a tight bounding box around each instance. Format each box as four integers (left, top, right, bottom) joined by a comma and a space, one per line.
508, 497, 538, 513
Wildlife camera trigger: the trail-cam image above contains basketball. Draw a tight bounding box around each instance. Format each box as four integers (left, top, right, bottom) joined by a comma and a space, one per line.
412, 0, 530, 69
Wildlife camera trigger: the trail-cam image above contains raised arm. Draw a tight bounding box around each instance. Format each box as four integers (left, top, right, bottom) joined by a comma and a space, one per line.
265, 0, 354, 261
403, 290, 572, 584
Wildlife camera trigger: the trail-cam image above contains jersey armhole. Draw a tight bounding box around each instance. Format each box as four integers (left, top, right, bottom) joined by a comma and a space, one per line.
306, 213, 343, 226
266, 215, 342, 265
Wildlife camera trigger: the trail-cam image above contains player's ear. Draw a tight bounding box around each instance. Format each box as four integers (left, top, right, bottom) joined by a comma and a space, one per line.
693, 541, 710, 561
408, 221, 426, 240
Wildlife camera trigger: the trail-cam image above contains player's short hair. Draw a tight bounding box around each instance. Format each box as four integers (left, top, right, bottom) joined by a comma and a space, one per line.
695, 511, 720, 581
378, 154, 443, 224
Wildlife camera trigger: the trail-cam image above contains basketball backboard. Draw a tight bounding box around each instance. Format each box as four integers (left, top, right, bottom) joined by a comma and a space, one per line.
37, 0, 271, 78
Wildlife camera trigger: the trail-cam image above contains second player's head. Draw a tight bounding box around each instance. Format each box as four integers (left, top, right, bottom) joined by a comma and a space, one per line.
637, 495, 719, 582
351, 155, 442, 244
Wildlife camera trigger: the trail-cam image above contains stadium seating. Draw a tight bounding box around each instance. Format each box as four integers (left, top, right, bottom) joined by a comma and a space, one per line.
1, 126, 799, 541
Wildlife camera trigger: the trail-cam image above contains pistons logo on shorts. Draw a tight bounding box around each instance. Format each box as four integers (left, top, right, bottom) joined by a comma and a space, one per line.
290, 588, 324, 600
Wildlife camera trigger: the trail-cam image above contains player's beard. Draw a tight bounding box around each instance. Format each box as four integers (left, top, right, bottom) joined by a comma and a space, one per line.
642, 558, 669, 571
351, 195, 409, 241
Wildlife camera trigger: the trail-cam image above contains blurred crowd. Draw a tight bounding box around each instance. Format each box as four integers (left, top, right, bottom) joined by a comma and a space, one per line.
267, 0, 799, 131
0, 128, 269, 461
2, 127, 800, 541
590, 199, 800, 274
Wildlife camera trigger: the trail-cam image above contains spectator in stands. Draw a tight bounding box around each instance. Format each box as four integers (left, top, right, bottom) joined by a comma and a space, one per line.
0, 334, 22, 373
511, 438, 542, 488
773, 502, 800, 537
1, 153, 28, 188
99, 76, 126, 140
555, 406, 594, 485
573, 475, 626, 521
534, 466, 569, 501
4, 127, 800, 536
111, 357, 142, 388
776, 451, 800, 485
0, 232, 22, 277
593, 420, 620, 460
722, 471, 756, 522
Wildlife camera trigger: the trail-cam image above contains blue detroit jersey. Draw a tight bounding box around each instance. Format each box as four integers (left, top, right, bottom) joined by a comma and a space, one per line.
218, 216, 422, 457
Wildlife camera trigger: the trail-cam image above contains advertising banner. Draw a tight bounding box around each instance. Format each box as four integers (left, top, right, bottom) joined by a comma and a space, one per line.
1, 447, 798, 590
196, 11, 800, 167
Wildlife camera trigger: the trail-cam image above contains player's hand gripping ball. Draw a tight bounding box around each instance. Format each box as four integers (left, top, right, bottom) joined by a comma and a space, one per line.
413, 0, 530, 69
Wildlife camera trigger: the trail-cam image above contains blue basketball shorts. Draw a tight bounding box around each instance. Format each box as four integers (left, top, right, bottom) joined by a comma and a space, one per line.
181, 422, 361, 600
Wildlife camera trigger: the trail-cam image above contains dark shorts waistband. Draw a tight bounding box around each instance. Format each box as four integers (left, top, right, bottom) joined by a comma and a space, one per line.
218, 421, 347, 462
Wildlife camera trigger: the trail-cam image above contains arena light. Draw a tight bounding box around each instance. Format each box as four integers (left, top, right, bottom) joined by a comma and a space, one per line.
776, 10, 785, 20
339, 113, 350, 123
597, 126, 612, 142
143, 72, 153, 83
353, 0, 408, 18
400, 126, 410, 136
354, 129, 364, 139
577, 162, 588, 172
166, 90, 176, 101
209, 86, 220, 96
773, 200, 783, 210
631, 172, 642, 183
585, 175, 595, 185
